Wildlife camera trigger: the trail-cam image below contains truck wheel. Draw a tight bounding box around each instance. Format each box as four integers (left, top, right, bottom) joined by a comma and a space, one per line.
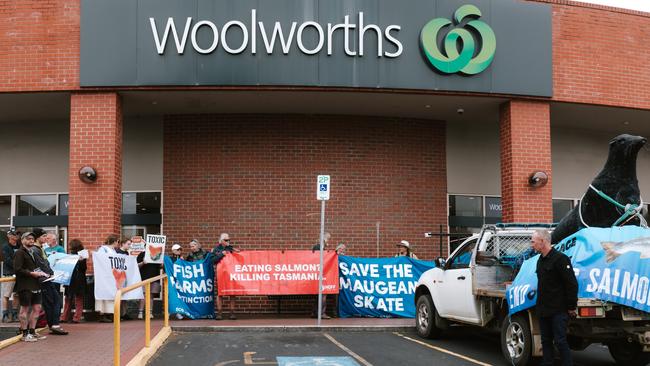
607, 341, 650, 366
501, 314, 533, 366
416, 295, 441, 339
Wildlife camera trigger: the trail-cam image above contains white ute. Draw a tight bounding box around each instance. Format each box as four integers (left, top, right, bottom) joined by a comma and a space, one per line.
414, 223, 650, 366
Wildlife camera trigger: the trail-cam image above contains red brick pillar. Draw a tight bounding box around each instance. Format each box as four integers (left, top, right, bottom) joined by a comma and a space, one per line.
499, 100, 552, 223
68, 93, 122, 251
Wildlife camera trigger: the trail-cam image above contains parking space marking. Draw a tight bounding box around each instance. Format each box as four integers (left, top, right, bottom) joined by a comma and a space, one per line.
322, 333, 374, 366
392, 332, 493, 366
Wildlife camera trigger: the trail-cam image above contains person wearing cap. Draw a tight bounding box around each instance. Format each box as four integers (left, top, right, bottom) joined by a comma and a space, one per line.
31, 229, 68, 335
14, 232, 49, 341
2, 230, 20, 323
170, 244, 182, 263
211, 233, 240, 320
395, 240, 418, 259
185, 239, 210, 262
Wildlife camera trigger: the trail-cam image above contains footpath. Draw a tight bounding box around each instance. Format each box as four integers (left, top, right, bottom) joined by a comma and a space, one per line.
0, 317, 413, 366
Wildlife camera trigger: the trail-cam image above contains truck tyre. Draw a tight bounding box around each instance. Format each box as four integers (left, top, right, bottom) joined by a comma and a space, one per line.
607, 341, 650, 366
501, 314, 533, 366
416, 295, 441, 339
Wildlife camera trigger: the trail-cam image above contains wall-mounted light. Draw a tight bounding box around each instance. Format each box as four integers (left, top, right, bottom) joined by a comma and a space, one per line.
79, 166, 98, 184
528, 171, 548, 188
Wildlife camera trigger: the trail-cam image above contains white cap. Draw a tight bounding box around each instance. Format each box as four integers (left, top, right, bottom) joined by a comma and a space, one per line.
171, 244, 182, 251
397, 240, 410, 249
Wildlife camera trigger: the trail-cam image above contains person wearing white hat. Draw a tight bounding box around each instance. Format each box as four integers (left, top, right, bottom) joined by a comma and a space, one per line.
395, 240, 418, 259
170, 244, 182, 263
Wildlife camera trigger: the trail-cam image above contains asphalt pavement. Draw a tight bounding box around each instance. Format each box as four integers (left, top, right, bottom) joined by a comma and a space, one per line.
148, 326, 616, 366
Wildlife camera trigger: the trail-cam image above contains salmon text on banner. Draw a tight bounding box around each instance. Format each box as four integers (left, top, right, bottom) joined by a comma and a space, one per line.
217, 250, 339, 295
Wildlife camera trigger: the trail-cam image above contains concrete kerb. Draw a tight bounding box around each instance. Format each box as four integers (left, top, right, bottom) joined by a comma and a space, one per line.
171, 325, 414, 333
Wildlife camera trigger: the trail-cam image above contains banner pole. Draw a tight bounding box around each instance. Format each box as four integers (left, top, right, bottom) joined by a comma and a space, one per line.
318, 199, 325, 327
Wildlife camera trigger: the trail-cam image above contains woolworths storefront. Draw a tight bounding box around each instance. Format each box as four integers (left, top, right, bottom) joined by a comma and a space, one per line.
2, 0, 650, 307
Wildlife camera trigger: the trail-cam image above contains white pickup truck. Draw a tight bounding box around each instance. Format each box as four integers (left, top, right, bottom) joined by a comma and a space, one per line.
414, 224, 650, 366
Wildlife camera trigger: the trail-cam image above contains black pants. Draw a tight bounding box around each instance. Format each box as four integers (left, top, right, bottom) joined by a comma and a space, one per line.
539, 312, 572, 366
41, 282, 62, 328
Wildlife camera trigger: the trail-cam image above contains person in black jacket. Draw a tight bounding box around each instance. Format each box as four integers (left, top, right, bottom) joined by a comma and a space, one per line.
532, 229, 578, 366
2, 229, 20, 323
14, 232, 49, 342
60, 239, 87, 323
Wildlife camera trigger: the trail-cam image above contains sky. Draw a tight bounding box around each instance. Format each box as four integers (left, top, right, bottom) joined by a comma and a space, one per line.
574, 0, 650, 12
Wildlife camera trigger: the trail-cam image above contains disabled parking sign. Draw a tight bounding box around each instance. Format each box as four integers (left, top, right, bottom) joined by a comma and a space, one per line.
317, 175, 330, 200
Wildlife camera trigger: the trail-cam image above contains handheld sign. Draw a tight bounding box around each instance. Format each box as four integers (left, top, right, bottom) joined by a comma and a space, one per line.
317, 175, 330, 201
129, 236, 146, 256
144, 234, 166, 264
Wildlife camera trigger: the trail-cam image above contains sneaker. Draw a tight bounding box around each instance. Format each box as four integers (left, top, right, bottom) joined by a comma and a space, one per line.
22, 334, 38, 342
175, 314, 184, 320
321, 314, 331, 319
50, 326, 68, 335
137, 312, 143, 320
32, 332, 47, 340
229, 313, 237, 320
150, 313, 154, 319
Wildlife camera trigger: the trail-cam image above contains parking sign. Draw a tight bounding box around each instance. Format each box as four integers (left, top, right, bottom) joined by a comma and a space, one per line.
317, 175, 330, 200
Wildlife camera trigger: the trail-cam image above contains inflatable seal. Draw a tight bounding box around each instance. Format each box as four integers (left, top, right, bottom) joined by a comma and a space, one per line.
551, 134, 647, 244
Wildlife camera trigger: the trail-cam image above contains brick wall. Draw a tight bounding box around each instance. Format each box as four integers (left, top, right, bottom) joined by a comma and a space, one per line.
68, 93, 122, 267
163, 114, 447, 313
0, 0, 79, 92
500, 100, 553, 223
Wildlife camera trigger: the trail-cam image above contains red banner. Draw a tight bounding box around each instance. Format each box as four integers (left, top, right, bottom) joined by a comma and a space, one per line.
217, 250, 339, 295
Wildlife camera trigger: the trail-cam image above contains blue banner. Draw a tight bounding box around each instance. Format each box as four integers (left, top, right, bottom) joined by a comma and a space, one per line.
507, 226, 650, 315
165, 256, 215, 319
338, 256, 436, 318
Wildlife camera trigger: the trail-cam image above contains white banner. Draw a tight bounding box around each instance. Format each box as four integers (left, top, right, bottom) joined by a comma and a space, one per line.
93, 251, 143, 300
145, 234, 166, 264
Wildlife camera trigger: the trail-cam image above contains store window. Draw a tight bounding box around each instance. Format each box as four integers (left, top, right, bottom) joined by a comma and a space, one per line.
122, 192, 161, 215
58, 194, 69, 216
0, 195, 11, 226
449, 195, 482, 217
17, 194, 56, 216
552, 199, 574, 223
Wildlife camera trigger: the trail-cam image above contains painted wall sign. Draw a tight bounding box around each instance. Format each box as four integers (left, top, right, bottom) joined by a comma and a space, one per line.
81, 0, 551, 97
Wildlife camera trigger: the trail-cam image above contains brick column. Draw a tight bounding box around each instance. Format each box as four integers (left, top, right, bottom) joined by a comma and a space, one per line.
499, 100, 552, 223
68, 93, 122, 251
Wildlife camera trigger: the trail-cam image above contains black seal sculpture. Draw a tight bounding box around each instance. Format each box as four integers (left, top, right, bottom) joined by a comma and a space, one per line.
551, 134, 647, 244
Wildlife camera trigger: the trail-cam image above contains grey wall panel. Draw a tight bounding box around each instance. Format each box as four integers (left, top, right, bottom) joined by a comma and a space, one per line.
122, 117, 163, 191
81, 0, 552, 96
0, 120, 69, 194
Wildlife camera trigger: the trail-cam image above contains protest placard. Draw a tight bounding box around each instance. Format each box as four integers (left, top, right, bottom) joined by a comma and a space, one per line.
217, 250, 339, 295
164, 256, 215, 319
338, 256, 435, 318
128, 236, 146, 256
145, 234, 166, 264
93, 251, 143, 300
47, 253, 79, 286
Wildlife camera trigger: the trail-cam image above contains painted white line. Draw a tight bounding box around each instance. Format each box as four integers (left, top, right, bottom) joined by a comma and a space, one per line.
393, 332, 493, 366
323, 333, 374, 366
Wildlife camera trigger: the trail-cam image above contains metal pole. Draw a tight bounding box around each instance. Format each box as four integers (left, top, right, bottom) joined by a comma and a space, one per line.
163, 277, 169, 328
145, 283, 151, 347
317, 200, 325, 327
439, 225, 443, 257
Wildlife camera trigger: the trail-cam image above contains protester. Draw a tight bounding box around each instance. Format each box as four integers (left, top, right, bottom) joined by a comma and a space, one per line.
95, 234, 120, 323
31, 229, 67, 335
136, 250, 162, 320
335, 243, 347, 256
212, 233, 239, 320
14, 232, 48, 342
170, 244, 182, 263
395, 240, 418, 259
185, 239, 210, 262
311, 232, 331, 319
116, 238, 131, 255
44, 233, 65, 256
2, 229, 20, 323
531, 229, 578, 366
60, 239, 87, 323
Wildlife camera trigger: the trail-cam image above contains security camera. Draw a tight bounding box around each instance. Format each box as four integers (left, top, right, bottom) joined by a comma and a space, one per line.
456, 108, 464, 115
78, 166, 98, 183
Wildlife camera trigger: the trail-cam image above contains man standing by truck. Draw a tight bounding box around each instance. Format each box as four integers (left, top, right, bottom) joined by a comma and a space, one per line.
531, 229, 578, 366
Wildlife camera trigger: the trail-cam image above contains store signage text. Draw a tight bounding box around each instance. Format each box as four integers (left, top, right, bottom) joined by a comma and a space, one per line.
150, 10, 403, 58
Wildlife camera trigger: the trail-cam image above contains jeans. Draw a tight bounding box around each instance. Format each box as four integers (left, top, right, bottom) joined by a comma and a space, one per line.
539, 312, 572, 366
41, 282, 62, 327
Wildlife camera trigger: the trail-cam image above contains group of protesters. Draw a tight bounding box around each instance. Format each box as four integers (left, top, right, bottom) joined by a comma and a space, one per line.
2, 228, 421, 337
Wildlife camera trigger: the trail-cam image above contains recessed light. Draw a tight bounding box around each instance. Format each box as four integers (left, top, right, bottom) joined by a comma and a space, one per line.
152, 101, 158, 105
623, 121, 630, 125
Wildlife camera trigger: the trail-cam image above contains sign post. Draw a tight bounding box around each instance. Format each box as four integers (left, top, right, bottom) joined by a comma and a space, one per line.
317, 175, 330, 326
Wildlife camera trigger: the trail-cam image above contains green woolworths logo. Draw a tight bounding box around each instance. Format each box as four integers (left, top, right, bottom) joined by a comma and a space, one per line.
420, 4, 496, 75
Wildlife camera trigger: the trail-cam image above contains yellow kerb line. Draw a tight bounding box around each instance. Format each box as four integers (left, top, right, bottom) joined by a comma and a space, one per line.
114, 274, 170, 366
323, 332, 374, 366
393, 332, 493, 366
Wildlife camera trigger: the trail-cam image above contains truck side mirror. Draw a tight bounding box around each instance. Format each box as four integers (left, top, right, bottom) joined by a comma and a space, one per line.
435, 257, 446, 269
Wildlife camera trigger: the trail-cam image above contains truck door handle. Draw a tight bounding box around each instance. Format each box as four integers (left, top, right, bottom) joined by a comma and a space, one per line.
457, 276, 466, 280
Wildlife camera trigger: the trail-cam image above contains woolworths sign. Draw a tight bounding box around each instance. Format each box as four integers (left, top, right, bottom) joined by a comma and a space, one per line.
81, 0, 552, 97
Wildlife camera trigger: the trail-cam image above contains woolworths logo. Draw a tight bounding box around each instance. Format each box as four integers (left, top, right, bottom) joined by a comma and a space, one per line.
420, 4, 496, 75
